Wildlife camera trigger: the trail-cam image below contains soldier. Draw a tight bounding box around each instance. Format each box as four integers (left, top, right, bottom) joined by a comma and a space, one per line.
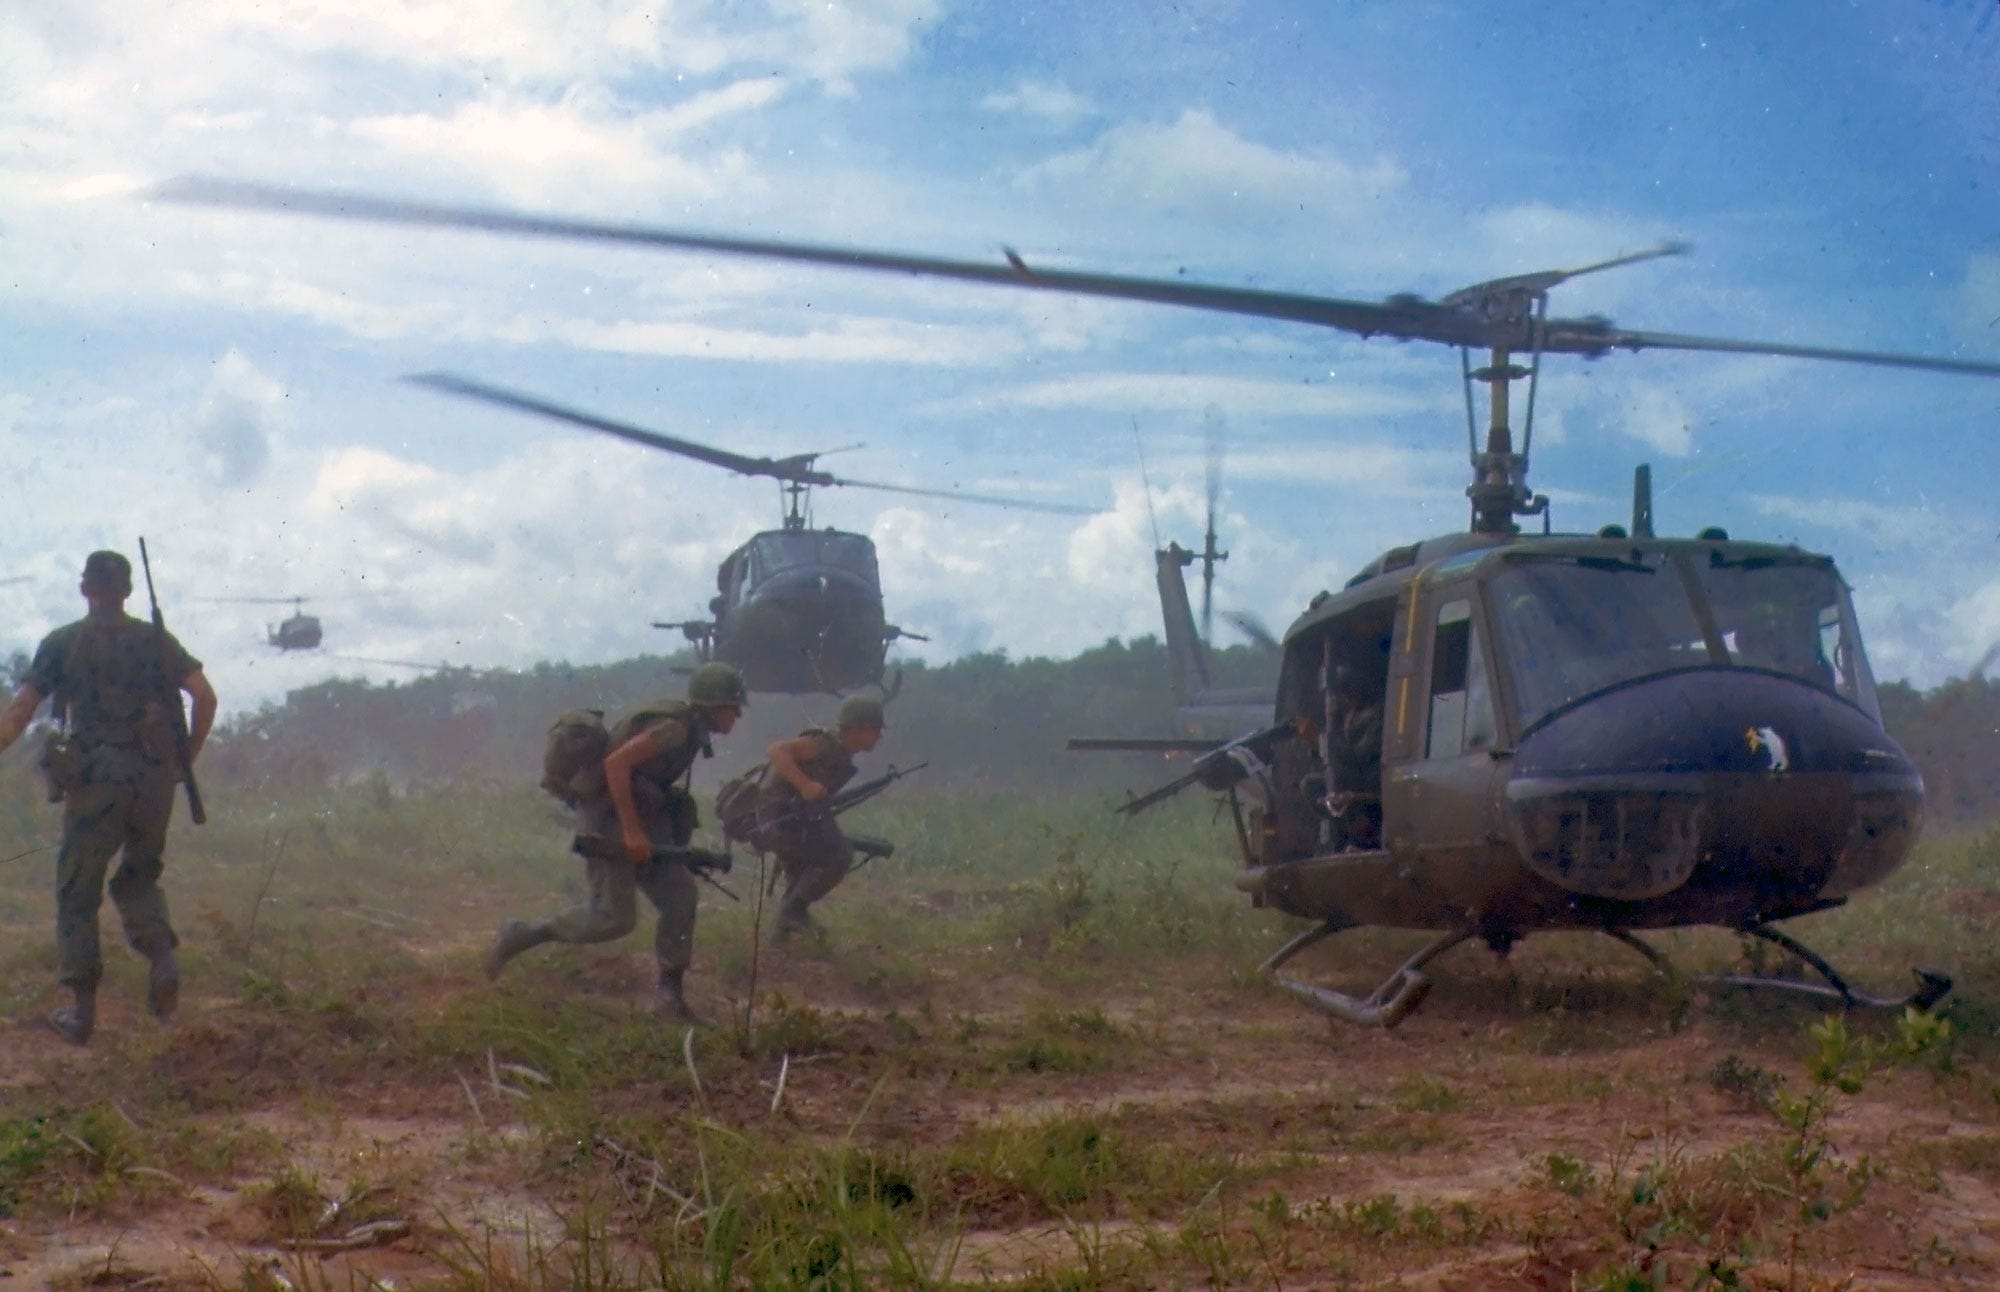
760, 694, 885, 940
483, 662, 747, 1023
0, 551, 218, 1046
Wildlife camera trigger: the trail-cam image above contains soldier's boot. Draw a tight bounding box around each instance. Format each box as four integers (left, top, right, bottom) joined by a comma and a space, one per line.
655, 969, 711, 1027
770, 898, 822, 944
483, 919, 552, 981
48, 986, 96, 1047
147, 949, 180, 1021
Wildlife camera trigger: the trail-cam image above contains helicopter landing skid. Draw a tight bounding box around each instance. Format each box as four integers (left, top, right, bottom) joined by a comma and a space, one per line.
1603, 924, 1952, 1013
1714, 923, 1951, 1012
1261, 921, 1477, 1029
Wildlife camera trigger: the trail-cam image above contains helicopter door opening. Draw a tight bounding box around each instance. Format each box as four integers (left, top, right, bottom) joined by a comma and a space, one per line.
1392, 588, 1507, 861
1274, 599, 1394, 857
1425, 600, 1498, 761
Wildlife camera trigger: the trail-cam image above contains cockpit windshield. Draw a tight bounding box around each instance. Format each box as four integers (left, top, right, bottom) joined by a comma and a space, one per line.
1486, 548, 1879, 732
1691, 552, 1877, 714
1488, 552, 1708, 730
746, 530, 881, 588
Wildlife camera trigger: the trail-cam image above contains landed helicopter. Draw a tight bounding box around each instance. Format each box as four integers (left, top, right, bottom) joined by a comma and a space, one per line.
158, 178, 2000, 1024
1070, 421, 1278, 752
406, 372, 1091, 695
194, 595, 325, 651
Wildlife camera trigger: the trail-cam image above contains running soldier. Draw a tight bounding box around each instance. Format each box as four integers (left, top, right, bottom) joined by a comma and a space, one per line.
0, 551, 218, 1046
483, 663, 747, 1023
761, 695, 885, 940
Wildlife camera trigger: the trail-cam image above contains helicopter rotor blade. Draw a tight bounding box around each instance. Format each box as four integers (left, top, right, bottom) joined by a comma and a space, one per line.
1130, 417, 1162, 551
155, 177, 1428, 339
1439, 242, 1691, 308
1551, 326, 2000, 379
1201, 405, 1226, 645
153, 178, 2000, 380
1223, 610, 1281, 653
405, 372, 831, 484
825, 474, 1096, 516
323, 653, 445, 671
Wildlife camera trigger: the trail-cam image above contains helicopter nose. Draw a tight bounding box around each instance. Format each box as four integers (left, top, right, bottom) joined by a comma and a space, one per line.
1504, 669, 1921, 907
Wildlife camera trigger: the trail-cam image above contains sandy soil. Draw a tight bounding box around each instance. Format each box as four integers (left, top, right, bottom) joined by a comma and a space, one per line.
0, 940, 1993, 1290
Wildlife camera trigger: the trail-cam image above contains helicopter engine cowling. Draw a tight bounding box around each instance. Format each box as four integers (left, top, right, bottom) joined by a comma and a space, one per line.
1502, 668, 1922, 916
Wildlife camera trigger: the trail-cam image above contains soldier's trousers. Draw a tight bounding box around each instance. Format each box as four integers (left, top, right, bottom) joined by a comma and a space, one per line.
540, 796, 697, 974
55, 756, 179, 990
772, 815, 854, 913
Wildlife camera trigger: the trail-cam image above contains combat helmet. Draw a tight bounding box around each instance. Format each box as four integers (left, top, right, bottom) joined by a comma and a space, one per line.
836, 695, 886, 730
687, 662, 749, 708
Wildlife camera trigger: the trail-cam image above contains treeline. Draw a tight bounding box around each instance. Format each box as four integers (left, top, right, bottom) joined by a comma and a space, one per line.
200, 637, 1280, 796
1877, 677, 2000, 828
119, 649, 2000, 828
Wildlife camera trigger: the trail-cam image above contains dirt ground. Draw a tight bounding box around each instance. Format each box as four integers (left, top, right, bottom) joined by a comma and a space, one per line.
1, 928, 1994, 1291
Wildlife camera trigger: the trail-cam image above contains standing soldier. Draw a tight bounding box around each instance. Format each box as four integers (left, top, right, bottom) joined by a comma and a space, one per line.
0, 551, 218, 1046
484, 662, 747, 1023
761, 695, 885, 940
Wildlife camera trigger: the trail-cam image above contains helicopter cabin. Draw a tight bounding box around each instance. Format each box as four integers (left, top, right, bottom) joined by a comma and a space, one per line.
1257, 529, 1883, 878
719, 529, 882, 608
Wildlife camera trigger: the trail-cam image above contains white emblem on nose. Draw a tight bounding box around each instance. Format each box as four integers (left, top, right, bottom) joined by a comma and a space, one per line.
1745, 725, 1790, 772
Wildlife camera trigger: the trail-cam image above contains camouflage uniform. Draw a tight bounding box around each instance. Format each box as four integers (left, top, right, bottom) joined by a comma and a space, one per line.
25, 613, 197, 993
758, 728, 858, 927
514, 701, 713, 976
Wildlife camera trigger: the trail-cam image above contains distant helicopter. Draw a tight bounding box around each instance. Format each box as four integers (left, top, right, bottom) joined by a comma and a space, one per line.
159, 178, 2000, 1024
195, 595, 324, 651
406, 372, 1091, 695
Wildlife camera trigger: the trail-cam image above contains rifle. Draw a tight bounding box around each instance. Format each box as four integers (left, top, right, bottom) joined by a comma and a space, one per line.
570, 834, 740, 901
138, 539, 205, 825
757, 761, 929, 836
1116, 720, 1301, 817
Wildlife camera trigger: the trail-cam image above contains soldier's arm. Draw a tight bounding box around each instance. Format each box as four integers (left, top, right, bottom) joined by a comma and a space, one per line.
0, 684, 47, 756
181, 669, 218, 762
767, 734, 829, 802
602, 720, 684, 863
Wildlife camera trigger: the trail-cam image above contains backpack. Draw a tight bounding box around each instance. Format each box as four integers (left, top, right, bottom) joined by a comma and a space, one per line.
714, 763, 770, 843
541, 708, 609, 806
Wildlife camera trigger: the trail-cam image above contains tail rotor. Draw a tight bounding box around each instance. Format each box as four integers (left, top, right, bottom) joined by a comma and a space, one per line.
1200, 405, 1228, 645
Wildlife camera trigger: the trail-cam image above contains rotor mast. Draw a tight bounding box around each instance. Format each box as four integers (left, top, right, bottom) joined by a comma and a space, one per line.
1464, 343, 1547, 535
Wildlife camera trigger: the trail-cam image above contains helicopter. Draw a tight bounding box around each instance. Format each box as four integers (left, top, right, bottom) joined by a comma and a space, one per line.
405, 372, 1091, 695
194, 595, 325, 651
156, 177, 2000, 1025
1069, 419, 1279, 753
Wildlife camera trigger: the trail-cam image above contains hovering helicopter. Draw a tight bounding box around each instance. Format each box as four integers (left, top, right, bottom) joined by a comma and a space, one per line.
158, 178, 2000, 1025
405, 372, 1091, 695
194, 595, 325, 651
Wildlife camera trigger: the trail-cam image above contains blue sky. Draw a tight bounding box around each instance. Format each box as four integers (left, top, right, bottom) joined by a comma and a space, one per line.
4, 0, 1999, 712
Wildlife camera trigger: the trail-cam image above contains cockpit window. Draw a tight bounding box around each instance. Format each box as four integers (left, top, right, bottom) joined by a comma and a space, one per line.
1487, 548, 1882, 732
1691, 554, 1878, 716
1488, 552, 1709, 730
746, 530, 881, 588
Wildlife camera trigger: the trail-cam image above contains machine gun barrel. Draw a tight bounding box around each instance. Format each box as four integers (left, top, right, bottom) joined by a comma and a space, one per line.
570, 834, 740, 900
138, 539, 205, 825
1116, 720, 1300, 817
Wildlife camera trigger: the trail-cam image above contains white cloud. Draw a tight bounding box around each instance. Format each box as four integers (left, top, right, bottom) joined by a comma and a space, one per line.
1016, 108, 1405, 222
926, 371, 1436, 418
530, 313, 1027, 366
348, 92, 760, 204
183, 351, 290, 488
1611, 385, 1695, 457
980, 80, 1094, 125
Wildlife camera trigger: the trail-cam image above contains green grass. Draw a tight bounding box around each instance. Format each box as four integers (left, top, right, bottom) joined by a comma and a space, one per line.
2, 761, 1998, 1288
